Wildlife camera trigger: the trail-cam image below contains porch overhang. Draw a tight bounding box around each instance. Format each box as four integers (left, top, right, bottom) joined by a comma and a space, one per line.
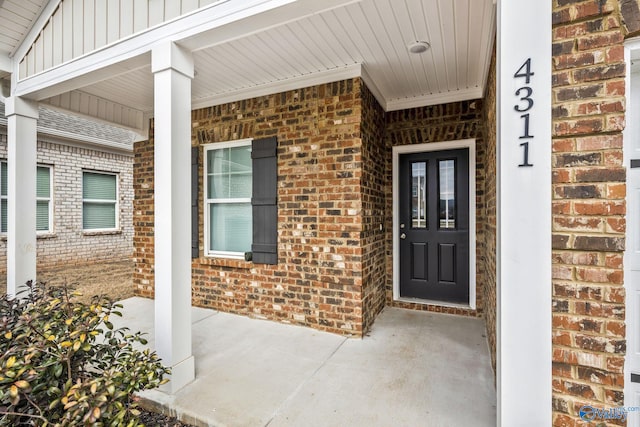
6, 0, 495, 123
1, 0, 502, 403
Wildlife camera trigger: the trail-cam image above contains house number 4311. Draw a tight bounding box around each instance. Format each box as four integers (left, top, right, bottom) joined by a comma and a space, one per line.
514, 58, 534, 167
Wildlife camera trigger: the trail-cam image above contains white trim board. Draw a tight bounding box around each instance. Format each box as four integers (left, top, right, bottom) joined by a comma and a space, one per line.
496, 0, 552, 424
391, 139, 477, 310
624, 37, 640, 417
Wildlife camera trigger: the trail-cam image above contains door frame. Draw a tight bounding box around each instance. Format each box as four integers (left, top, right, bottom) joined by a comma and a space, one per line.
624, 37, 640, 412
392, 138, 476, 309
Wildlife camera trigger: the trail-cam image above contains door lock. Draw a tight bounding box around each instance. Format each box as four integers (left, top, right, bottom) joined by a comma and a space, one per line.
400, 233, 406, 239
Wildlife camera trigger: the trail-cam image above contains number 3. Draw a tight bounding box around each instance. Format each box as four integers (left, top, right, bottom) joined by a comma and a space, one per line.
514, 86, 534, 112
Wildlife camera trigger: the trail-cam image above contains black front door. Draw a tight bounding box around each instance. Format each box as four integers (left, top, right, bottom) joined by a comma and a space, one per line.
399, 148, 470, 304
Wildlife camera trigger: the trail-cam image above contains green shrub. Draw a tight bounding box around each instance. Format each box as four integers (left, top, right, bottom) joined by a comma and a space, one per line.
0, 281, 169, 426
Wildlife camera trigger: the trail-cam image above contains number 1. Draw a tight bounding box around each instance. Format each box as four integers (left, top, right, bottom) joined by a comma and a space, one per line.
519, 142, 533, 167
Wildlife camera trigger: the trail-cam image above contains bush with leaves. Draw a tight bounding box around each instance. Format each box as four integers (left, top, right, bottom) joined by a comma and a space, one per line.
0, 281, 169, 426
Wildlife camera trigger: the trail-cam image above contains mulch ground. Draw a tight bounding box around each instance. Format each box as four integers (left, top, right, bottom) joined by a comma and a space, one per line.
0, 259, 196, 426
138, 410, 196, 426
0, 259, 135, 303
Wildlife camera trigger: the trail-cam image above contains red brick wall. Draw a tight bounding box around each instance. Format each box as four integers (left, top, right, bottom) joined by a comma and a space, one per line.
135, 79, 379, 335
483, 46, 498, 374
360, 83, 387, 332
133, 126, 155, 297
134, 78, 495, 335
552, 1, 627, 424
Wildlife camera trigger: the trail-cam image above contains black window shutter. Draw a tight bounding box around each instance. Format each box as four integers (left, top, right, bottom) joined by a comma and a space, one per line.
252, 136, 278, 264
191, 146, 199, 258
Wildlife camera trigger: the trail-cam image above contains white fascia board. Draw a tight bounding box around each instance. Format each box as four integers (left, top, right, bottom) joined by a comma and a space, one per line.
191, 64, 361, 110
14, 0, 361, 100
385, 87, 485, 112
12, 0, 63, 60
15, 53, 151, 101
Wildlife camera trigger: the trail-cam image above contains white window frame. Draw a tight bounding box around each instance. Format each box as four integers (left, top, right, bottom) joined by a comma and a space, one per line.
0, 161, 53, 234
203, 138, 253, 259
36, 164, 53, 234
82, 170, 119, 232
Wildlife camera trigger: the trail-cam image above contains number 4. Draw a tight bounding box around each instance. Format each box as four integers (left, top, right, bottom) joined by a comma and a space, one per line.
514, 58, 534, 84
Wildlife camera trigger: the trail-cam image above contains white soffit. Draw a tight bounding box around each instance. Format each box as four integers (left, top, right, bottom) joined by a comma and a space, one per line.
0, 0, 49, 56
188, 0, 496, 110
28, 0, 495, 115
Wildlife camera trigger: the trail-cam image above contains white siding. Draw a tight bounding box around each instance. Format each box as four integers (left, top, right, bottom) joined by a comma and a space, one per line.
19, 0, 222, 79
61, 0, 73, 63
107, 0, 120, 44
72, 0, 83, 57
46, 90, 145, 131
133, 0, 149, 33
94, 1, 107, 49
52, 9, 63, 65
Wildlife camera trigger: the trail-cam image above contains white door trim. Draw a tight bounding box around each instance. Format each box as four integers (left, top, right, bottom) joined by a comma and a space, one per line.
624, 37, 640, 415
392, 138, 477, 309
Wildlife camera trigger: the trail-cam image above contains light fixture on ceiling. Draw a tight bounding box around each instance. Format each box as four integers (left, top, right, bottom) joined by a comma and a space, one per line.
407, 41, 430, 54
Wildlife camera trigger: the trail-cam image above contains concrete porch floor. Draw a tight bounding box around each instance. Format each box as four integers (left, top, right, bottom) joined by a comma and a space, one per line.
114, 297, 496, 427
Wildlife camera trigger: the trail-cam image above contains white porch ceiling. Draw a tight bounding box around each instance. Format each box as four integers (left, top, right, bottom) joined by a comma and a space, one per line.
69, 0, 495, 114
1, 0, 495, 122
0, 0, 48, 56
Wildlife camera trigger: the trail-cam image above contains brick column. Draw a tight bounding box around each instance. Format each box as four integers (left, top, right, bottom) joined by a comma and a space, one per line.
151, 41, 195, 393
5, 97, 38, 297
551, 1, 627, 425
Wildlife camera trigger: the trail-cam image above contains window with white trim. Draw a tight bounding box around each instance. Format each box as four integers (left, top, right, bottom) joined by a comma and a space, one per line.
0, 161, 53, 233
204, 140, 253, 258
82, 171, 118, 231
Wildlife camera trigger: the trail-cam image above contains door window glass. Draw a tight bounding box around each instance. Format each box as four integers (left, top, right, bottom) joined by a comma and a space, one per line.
439, 160, 456, 229
411, 162, 427, 229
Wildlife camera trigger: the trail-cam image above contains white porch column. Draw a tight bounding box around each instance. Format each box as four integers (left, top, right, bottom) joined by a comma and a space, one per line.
497, 0, 552, 425
151, 41, 195, 393
5, 97, 38, 298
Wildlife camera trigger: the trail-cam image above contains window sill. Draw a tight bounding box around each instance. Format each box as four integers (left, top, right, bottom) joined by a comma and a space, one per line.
37, 232, 57, 240
196, 256, 254, 270
82, 229, 122, 237
0, 232, 57, 241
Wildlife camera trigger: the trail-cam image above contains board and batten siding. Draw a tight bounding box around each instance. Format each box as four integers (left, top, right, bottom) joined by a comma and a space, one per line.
19, 0, 222, 79
46, 90, 145, 131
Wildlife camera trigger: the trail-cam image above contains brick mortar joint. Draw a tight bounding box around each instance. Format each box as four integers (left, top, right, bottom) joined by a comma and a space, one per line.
553, 1, 621, 28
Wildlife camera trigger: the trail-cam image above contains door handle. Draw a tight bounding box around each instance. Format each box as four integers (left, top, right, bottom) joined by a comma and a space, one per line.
400, 233, 406, 239
632, 159, 640, 168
